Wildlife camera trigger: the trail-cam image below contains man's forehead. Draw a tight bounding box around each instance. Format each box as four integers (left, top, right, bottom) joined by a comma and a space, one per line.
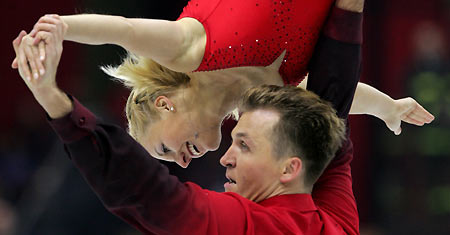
232, 109, 280, 138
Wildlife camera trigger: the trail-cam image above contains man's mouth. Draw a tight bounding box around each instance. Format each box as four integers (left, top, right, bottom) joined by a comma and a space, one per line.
226, 176, 236, 184
186, 142, 202, 156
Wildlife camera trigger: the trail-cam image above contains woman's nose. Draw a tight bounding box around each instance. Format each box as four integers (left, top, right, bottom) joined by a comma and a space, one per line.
176, 152, 192, 168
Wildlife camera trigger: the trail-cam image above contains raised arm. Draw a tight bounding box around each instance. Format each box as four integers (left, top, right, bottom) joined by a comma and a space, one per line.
54, 15, 205, 71
305, 1, 363, 234
12, 30, 72, 119
12, 14, 205, 79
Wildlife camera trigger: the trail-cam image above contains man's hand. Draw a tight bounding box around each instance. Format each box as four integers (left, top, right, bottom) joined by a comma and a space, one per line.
382, 97, 435, 135
12, 29, 72, 119
11, 31, 46, 81
336, 0, 364, 13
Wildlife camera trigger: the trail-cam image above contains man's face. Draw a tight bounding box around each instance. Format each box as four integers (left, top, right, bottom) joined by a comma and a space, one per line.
220, 109, 284, 202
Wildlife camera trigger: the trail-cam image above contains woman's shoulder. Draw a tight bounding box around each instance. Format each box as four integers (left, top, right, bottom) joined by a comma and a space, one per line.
177, 0, 223, 23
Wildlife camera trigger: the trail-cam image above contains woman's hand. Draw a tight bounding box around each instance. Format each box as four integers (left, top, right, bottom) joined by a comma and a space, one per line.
11, 14, 67, 79
382, 97, 435, 135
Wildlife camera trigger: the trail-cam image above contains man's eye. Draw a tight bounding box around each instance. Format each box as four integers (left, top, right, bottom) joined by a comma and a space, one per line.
240, 141, 248, 149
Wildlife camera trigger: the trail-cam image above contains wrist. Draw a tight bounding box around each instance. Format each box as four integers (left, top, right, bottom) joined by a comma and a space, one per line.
60, 16, 70, 40
33, 86, 73, 119
374, 96, 397, 122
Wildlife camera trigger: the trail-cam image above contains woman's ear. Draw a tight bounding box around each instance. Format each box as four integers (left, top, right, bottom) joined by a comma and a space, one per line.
280, 157, 302, 184
154, 96, 175, 112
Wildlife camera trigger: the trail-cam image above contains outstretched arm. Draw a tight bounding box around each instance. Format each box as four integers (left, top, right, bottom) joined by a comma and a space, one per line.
349, 82, 434, 135
299, 79, 435, 135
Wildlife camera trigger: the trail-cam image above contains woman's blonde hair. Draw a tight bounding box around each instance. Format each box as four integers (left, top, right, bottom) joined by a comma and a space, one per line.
102, 54, 190, 140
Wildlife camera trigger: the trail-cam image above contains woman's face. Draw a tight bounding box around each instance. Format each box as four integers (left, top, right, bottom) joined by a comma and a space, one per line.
140, 101, 223, 168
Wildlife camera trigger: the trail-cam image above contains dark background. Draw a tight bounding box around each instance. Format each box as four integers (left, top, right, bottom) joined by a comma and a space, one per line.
0, 0, 449, 234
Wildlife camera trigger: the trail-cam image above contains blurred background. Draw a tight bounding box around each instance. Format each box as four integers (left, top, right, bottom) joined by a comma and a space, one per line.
0, 0, 449, 234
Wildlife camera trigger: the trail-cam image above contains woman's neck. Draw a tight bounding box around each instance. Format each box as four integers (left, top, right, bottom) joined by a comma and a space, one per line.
185, 50, 286, 118
187, 72, 248, 118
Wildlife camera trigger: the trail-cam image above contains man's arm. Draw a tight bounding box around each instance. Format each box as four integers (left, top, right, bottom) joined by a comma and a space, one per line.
306, 2, 363, 235
306, 6, 362, 119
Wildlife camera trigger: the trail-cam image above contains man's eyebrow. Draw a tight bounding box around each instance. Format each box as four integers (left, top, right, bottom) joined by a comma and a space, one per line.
235, 132, 248, 138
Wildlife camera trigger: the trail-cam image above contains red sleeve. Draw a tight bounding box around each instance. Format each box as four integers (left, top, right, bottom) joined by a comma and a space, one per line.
313, 137, 359, 235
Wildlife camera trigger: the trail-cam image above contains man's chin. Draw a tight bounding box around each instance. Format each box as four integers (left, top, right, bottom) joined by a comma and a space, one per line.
224, 182, 237, 192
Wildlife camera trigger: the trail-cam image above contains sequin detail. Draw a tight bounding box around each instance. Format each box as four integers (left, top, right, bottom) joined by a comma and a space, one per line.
180, 0, 332, 85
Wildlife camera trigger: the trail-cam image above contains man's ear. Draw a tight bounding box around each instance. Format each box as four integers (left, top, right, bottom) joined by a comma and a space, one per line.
154, 96, 175, 112
280, 157, 302, 184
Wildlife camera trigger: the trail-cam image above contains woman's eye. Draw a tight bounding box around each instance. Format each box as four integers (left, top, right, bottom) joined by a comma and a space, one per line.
162, 144, 170, 153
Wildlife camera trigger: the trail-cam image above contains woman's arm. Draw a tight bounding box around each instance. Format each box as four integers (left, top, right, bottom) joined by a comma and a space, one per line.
20, 14, 205, 74
302, 77, 434, 135
58, 15, 205, 71
350, 82, 434, 135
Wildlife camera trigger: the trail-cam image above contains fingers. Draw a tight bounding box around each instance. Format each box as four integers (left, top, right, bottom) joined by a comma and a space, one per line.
11, 58, 18, 69
33, 45, 45, 76
31, 15, 59, 34
23, 43, 39, 80
39, 41, 46, 61
13, 31, 32, 81
11, 31, 27, 69
394, 127, 401, 135
31, 14, 62, 45
27, 40, 45, 78
32, 23, 57, 45
34, 31, 54, 47
402, 115, 424, 126
412, 103, 435, 123
386, 121, 401, 135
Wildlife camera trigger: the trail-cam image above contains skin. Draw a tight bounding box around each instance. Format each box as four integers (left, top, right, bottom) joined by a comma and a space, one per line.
220, 109, 305, 202
139, 93, 224, 168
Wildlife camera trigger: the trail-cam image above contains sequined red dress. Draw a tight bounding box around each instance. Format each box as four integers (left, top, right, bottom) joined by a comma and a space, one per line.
178, 0, 334, 85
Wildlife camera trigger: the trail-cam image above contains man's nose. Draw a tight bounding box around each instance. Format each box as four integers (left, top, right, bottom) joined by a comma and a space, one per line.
220, 148, 235, 168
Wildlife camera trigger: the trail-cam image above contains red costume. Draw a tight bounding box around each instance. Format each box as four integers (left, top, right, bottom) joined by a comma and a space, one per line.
46, 6, 363, 235
178, 0, 335, 85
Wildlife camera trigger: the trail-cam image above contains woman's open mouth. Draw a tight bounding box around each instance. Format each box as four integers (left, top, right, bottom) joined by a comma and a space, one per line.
186, 142, 202, 156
